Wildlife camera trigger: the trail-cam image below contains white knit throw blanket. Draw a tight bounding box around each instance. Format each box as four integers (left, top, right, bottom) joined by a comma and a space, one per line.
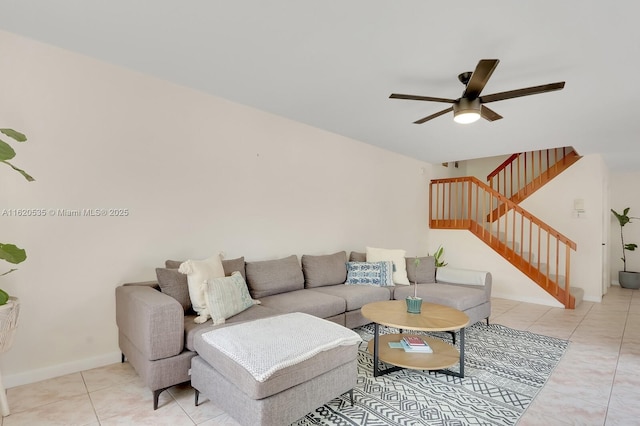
201, 312, 362, 382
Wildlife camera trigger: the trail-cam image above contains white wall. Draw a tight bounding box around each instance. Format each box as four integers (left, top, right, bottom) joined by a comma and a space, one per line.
0, 31, 433, 387
519, 154, 608, 302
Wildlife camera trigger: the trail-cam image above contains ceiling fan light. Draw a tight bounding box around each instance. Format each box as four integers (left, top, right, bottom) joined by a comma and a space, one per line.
453, 111, 481, 124
453, 98, 481, 124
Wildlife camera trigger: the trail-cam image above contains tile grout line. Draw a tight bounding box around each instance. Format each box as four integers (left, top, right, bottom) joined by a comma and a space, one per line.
602, 292, 632, 425
79, 371, 101, 425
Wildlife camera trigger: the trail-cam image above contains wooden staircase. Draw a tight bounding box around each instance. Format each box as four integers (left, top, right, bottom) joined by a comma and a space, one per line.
485, 147, 581, 221
429, 148, 582, 309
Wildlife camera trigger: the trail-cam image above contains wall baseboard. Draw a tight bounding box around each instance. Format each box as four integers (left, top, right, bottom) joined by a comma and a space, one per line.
4, 351, 122, 389
491, 292, 565, 308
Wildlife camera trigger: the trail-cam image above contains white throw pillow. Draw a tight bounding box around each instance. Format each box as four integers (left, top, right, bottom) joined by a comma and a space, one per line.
204, 271, 261, 325
179, 254, 225, 323
366, 246, 410, 285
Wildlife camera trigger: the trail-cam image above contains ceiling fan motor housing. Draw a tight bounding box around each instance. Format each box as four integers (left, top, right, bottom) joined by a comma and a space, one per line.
453, 97, 481, 123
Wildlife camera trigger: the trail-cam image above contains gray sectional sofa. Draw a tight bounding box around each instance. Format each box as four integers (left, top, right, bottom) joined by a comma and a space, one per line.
115, 250, 492, 410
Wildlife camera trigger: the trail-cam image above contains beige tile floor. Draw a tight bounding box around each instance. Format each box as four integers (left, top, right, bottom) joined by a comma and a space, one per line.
3, 286, 639, 426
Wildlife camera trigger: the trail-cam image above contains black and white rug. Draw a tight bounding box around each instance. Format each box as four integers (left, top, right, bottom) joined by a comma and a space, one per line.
293, 323, 568, 426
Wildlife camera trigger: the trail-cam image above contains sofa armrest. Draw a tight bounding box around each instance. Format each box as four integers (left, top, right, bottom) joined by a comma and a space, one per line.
436, 268, 492, 300
116, 285, 184, 361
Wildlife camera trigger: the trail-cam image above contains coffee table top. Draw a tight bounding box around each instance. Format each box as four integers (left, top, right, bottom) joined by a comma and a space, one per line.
361, 300, 469, 332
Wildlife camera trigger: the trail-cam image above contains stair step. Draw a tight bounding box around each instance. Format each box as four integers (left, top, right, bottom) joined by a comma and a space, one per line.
570, 287, 584, 307
531, 268, 583, 307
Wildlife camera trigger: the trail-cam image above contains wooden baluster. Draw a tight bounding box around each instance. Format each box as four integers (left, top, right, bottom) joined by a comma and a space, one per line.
546, 230, 551, 289
565, 244, 572, 308
555, 237, 560, 296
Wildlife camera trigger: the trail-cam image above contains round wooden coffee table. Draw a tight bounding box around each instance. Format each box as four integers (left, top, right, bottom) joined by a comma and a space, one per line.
361, 300, 470, 377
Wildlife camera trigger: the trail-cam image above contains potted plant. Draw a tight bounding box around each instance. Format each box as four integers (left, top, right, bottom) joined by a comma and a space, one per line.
0, 128, 33, 361
1, 128, 32, 293
432, 245, 448, 268
611, 207, 640, 289
406, 257, 422, 313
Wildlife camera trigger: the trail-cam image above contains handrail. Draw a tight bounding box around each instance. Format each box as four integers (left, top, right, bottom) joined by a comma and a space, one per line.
429, 176, 577, 308
486, 147, 575, 200
487, 153, 519, 180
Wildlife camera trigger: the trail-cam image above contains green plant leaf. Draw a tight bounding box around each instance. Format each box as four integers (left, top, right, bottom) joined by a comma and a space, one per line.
0, 243, 27, 264
0, 139, 17, 161
612, 208, 630, 226
1, 160, 34, 181
0, 128, 27, 142
625, 243, 638, 251
0, 289, 8, 305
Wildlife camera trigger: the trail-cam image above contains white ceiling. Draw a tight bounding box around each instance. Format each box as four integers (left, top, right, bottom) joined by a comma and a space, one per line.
3, 1, 640, 171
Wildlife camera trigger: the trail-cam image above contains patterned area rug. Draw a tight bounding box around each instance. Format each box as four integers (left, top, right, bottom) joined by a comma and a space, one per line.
292, 322, 568, 426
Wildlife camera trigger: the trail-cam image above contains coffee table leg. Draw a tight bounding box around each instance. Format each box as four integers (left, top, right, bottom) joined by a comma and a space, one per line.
459, 327, 465, 378
373, 323, 380, 377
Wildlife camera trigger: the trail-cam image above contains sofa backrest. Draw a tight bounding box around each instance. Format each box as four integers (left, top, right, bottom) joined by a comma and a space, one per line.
349, 251, 366, 262
245, 255, 304, 299
406, 256, 436, 284
301, 251, 348, 288
165, 257, 246, 281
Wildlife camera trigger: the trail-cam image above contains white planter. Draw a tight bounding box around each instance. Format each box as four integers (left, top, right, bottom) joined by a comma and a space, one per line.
0, 297, 20, 354
0, 296, 19, 417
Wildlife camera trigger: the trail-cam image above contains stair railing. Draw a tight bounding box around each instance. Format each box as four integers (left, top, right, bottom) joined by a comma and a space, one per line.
487, 147, 573, 200
430, 176, 577, 308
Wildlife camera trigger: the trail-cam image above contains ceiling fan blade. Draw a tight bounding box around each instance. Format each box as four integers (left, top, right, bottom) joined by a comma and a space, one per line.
481, 82, 565, 103
390, 93, 455, 103
463, 59, 500, 99
480, 105, 503, 121
413, 107, 453, 124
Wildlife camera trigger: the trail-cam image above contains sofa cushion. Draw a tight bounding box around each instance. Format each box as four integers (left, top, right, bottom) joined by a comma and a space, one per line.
166, 257, 246, 281
258, 289, 345, 318
245, 255, 304, 299
406, 256, 436, 284
204, 271, 261, 325
310, 284, 392, 311
345, 261, 394, 286
179, 254, 226, 323
302, 251, 348, 288
155, 268, 191, 311
394, 283, 487, 311
366, 246, 410, 285
193, 313, 359, 399
349, 251, 366, 262
221, 256, 246, 281
165, 259, 183, 269
184, 305, 281, 351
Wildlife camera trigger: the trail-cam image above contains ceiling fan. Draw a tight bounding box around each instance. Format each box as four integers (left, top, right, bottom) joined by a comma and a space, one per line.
390, 59, 565, 124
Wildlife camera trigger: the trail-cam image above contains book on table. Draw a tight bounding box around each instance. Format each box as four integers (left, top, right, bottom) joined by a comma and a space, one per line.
401, 336, 433, 353
403, 336, 427, 346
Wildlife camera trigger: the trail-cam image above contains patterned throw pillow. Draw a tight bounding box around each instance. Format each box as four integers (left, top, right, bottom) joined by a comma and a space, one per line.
345, 261, 394, 286
204, 271, 261, 325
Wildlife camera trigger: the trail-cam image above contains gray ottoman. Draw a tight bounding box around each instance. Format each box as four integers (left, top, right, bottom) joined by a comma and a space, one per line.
191, 313, 361, 426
